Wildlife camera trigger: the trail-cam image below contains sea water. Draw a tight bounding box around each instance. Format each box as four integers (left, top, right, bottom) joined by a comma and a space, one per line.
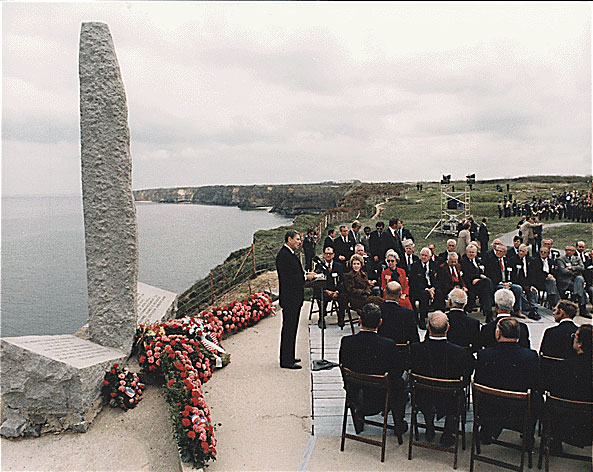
1, 196, 292, 337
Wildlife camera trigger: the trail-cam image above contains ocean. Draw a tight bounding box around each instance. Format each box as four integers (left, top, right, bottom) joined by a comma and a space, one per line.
1, 196, 292, 337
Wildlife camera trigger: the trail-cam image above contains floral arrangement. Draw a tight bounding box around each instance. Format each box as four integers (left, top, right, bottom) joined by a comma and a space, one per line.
135, 292, 274, 469
101, 363, 145, 410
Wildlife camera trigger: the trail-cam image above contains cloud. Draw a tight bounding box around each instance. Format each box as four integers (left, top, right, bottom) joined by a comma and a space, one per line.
2, 2, 591, 195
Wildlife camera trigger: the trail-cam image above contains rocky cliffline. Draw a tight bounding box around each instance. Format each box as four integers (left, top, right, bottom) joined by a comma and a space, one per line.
134, 183, 353, 216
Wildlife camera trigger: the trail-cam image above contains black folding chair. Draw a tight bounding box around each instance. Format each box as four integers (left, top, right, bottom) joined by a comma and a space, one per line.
340, 365, 403, 462
537, 392, 592, 472
408, 372, 466, 469
470, 382, 533, 472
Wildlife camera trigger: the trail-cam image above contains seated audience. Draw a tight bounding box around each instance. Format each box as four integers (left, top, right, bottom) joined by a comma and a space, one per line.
380, 250, 412, 309
446, 288, 481, 351
378, 281, 419, 345
474, 317, 541, 446
409, 311, 475, 446
480, 289, 530, 349
339, 303, 407, 434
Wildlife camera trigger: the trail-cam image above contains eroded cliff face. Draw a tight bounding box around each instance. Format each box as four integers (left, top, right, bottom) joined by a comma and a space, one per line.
134, 183, 350, 216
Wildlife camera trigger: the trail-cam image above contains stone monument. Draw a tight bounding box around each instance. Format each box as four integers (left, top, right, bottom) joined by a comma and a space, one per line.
0, 22, 137, 437
79, 21, 138, 352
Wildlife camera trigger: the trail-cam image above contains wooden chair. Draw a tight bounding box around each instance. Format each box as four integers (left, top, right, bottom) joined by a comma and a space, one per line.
395, 342, 411, 372
339, 366, 403, 462
408, 372, 466, 469
537, 353, 564, 399
470, 382, 533, 472
537, 393, 592, 472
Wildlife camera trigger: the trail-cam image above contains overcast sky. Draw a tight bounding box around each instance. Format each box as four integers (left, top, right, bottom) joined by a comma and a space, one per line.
2, 2, 591, 196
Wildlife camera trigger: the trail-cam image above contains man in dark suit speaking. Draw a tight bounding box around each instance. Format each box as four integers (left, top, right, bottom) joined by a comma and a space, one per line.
276, 230, 316, 369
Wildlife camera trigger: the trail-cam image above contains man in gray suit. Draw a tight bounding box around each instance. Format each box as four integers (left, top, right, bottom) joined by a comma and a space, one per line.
556, 245, 586, 316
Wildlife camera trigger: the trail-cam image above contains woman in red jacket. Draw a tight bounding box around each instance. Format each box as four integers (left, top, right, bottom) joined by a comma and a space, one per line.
381, 250, 413, 309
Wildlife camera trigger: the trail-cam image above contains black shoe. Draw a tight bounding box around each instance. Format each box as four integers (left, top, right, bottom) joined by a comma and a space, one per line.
395, 420, 408, 435
440, 433, 456, 447
352, 409, 365, 434
528, 311, 541, 321
479, 430, 493, 445
294, 358, 301, 363
280, 363, 302, 369
338, 317, 345, 329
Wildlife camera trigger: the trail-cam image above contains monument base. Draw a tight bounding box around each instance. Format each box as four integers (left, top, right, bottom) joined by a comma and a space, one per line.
0, 335, 127, 438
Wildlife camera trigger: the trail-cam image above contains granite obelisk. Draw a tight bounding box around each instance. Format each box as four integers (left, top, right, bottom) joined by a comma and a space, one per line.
79, 22, 137, 353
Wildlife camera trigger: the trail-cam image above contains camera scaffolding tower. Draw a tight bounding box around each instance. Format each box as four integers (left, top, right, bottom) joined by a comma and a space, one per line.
425, 174, 474, 238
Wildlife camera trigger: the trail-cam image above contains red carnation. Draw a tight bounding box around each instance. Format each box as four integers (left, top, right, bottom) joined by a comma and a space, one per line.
167, 379, 175, 387
182, 410, 189, 417
188, 431, 196, 439
113, 363, 119, 368
110, 392, 116, 397
139, 355, 146, 363
102, 380, 109, 386
182, 418, 191, 427
110, 369, 116, 374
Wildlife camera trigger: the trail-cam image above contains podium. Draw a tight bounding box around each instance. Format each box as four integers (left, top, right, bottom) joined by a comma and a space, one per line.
306, 277, 339, 371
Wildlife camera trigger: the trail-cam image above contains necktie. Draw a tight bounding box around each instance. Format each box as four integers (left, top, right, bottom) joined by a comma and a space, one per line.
424, 264, 431, 286
451, 267, 459, 282
408, 255, 412, 268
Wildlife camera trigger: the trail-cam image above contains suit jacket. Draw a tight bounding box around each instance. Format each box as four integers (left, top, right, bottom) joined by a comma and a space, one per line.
333, 235, 354, 261
510, 256, 536, 289
348, 229, 362, 246
437, 250, 460, 265
479, 316, 530, 349
447, 308, 481, 351
582, 253, 593, 286
402, 253, 420, 276
381, 228, 404, 261
531, 256, 557, 291
275, 245, 305, 309
460, 254, 484, 288
339, 330, 403, 415
438, 262, 466, 295
507, 246, 521, 268
475, 343, 539, 393
410, 338, 475, 414
410, 338, 474, 383
369, 230, 385, 259
539, 320, 578, 359
323, 236, 334, 250
484, 254, 513, 286
408, 259, 438, 297
556, 255, 585, 291
313, 260, 345, 296
550, 354, 592, 402
378, 300, 419, 345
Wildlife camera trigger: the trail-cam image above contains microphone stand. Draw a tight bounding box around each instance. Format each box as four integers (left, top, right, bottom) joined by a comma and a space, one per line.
307, 268, 338, 371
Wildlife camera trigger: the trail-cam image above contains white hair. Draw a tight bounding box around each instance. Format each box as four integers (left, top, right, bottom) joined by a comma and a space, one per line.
494, 288, 515, 313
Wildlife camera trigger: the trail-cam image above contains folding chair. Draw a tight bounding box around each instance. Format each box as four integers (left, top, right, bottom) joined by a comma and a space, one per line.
308, 297, 338, 320
395, 342, 411, 372
470, 382, 533, 472
537, 353, 564, 397
408, 372, 466, 469
339, 366, 403, 462
537, 393, 592, 472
